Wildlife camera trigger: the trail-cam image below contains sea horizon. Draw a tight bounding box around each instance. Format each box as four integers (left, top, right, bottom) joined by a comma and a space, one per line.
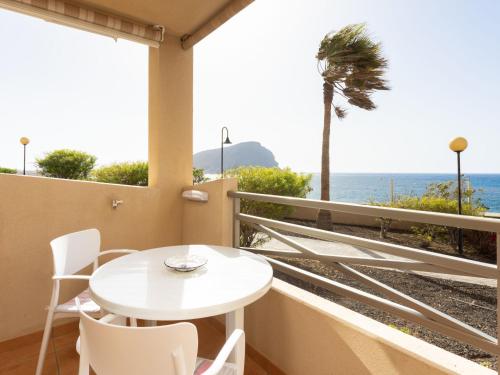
306, 172, 500, 213
301, 172, 500, 175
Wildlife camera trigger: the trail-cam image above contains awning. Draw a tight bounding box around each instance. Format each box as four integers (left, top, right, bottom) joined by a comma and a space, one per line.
0, 0, 164, 47
181, 0, 253, 49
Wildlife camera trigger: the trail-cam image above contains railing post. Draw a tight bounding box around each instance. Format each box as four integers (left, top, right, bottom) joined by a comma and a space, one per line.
233, 197, 240, 248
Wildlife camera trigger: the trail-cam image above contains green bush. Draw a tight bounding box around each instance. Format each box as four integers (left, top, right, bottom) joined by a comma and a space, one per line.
93, 161, 148, 186
36, 149, 96, 180
388, 323, 412, 335
92, 164, 209, 187
371, 181, 492, 255
0, 167, 16, 174
226, 167, 312, 247
193, 167, 209, 184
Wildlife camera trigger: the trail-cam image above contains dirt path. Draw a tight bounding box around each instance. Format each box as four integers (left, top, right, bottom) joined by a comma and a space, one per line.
283, 219, 496, 263
261, 234, 496, 287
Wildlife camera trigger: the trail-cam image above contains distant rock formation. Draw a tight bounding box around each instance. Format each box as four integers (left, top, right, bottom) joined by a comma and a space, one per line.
193, 141, 278, 173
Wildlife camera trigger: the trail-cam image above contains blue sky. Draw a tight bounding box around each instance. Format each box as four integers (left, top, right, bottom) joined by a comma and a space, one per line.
1, 0, 499, 173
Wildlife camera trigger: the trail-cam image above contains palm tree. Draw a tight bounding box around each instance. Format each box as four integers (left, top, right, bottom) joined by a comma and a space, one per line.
316, 23, 390, 230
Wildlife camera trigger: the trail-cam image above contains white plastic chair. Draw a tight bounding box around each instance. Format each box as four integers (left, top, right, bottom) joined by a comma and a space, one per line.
78, 311, 245, 375
35, 228, 138, 375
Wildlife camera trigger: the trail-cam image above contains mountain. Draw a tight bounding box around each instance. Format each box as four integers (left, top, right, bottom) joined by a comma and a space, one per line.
193, 141, 278, 173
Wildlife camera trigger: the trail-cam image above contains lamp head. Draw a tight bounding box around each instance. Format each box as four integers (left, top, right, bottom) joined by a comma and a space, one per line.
221, 126, 232, 145
449, 137, 467, 153
20, 137, 30, 146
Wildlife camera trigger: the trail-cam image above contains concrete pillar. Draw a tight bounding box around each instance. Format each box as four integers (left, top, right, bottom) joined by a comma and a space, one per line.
148, 36, 193, 189
148, 36, 193, 244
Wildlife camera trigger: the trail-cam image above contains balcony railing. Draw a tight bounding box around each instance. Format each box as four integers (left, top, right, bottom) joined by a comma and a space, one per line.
228, 191, 500, 355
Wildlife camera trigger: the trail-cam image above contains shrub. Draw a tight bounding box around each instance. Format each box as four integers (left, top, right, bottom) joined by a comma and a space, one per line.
92, 164, 210, 187
388, 324, 412, 335
193, 167, 209, 184
480, 360, 493, 369
375, 217, 392, 239
93, 161, 148, 186
226, 167, 312, 247
36, 149, 96, 180
371, 181, 492, 255
0, 167, 16, 174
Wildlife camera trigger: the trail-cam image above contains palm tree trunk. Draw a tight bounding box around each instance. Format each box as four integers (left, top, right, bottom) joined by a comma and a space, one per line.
317, 81, 333, 230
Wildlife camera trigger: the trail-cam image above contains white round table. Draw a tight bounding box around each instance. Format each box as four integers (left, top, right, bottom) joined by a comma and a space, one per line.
89, 244, 273, 369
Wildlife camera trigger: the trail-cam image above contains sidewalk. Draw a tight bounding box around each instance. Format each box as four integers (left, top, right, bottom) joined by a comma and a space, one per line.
259, 235, 496, 287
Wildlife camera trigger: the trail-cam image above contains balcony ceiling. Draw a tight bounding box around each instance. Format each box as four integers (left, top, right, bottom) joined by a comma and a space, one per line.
77, 0, 239, 36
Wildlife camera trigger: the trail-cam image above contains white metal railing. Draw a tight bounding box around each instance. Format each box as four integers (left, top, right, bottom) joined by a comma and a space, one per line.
228, 191, 500, 356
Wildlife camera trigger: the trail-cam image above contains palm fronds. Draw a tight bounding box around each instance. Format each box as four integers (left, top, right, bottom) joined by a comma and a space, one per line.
317, 23, 390, 116
334, 106, 347, 119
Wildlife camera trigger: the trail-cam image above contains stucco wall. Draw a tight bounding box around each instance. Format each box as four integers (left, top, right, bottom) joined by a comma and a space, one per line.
0, 174, 182, 341
0, 35, 195, 342
245, 278, 494, 375
182, 178, 237, 247
0, 176, 236, 342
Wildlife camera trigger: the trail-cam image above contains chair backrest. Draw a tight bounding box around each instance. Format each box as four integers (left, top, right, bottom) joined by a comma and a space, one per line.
79, 311, 198, 375
50, 229, 101, 276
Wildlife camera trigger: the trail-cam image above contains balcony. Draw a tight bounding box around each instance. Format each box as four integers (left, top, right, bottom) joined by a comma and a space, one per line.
0, 0, 498, 374
1, 174, 497, 374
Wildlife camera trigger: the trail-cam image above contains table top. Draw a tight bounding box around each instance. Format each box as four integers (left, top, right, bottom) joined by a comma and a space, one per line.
89, 244, 273, 320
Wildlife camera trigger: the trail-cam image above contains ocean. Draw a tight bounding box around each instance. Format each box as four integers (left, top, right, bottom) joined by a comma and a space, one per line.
307, 173, 500, 213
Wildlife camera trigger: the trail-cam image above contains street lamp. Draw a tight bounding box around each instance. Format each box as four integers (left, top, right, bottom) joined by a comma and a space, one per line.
220, 127, 232, 177
449, 136, 468, 255
19, 137, 30, 175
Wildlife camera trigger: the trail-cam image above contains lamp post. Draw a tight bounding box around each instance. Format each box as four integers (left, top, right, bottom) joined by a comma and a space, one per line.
220, 127, 232, 177
449, 136, 468, 255
20, 137, 30, 175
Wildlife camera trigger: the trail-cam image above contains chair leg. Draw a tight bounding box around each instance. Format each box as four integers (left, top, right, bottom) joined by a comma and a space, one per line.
78, 334, 90, 375
226, 308, 245, 375
130, 317, 137, 327
76, 336, 81, 355
35, 310, 55, 375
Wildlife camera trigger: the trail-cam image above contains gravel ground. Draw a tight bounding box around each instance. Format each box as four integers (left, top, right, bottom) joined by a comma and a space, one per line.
262, 219, 498, 370
273, 257, 497, 370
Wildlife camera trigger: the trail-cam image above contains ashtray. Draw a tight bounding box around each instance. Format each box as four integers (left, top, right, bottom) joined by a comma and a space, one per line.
164, 255, 207, 272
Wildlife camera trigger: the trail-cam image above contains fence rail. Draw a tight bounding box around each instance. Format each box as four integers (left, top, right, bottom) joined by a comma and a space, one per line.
228, 191, 500, 232
228, 191, 500, 356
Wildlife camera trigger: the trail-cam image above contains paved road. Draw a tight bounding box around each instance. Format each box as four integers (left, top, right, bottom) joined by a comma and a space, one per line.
259, 235, 496, 287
